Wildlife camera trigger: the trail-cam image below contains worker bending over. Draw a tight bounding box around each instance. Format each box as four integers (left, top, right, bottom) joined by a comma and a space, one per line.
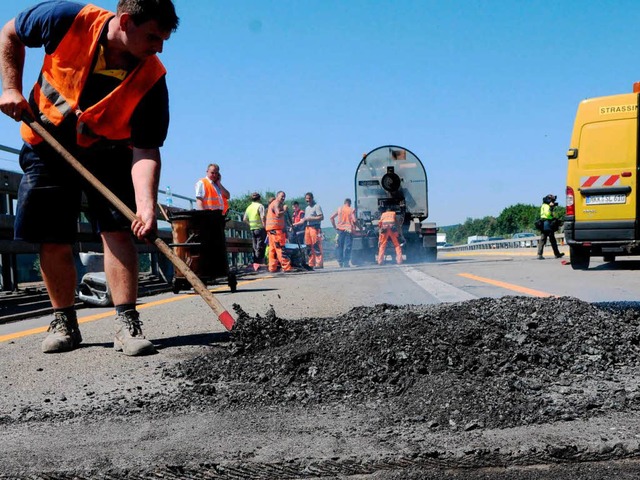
377, 208, 403, 265
0, 0, 179, 356
266, 191, 292, 273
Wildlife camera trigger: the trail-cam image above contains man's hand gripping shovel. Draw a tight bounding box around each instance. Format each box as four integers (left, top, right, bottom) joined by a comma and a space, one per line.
22, 115, 235, 330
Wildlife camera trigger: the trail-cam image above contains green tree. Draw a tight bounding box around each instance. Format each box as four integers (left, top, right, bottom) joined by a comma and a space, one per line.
496, 203, 538, 234
440, 201, 567, 245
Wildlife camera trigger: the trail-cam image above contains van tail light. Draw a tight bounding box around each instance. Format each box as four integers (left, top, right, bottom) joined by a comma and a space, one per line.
566, 186, 575, 216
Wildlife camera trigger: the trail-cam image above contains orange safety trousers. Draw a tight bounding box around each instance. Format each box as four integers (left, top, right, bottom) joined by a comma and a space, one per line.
267, 230, 291, 272
304, 227, 323, 268
378, 228, 403, 264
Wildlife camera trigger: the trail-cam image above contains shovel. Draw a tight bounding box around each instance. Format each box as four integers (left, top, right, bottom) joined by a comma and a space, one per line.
22, 116, 235, 331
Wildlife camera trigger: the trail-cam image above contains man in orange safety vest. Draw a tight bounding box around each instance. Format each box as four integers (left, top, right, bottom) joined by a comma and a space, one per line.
330, 198, 357, 268
377, 207, 403, 265
195, 163, 230, 214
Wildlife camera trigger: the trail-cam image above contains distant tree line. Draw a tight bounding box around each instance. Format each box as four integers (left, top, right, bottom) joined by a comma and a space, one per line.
440, 203, 566, 245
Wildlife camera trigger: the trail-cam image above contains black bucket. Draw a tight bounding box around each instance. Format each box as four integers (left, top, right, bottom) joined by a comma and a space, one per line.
169, 210, 228, 282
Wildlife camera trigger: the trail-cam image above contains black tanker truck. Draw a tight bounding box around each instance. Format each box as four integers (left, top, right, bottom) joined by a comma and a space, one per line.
350, 145, 438, 265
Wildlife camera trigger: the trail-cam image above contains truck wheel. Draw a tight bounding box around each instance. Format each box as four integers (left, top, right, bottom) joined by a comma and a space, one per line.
425, 247, 437, 263
570, 246, 590, 270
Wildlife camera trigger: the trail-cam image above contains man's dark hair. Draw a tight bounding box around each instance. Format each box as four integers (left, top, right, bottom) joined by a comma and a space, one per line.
117, 0, 180, 32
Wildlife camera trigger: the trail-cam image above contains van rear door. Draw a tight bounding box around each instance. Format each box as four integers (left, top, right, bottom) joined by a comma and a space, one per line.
568, 93, 638, 240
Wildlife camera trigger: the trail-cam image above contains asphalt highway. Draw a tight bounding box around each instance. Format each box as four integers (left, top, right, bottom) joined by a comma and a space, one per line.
2, 246, 640, 478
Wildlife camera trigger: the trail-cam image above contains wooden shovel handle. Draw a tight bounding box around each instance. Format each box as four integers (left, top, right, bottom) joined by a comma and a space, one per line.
22, 116, 235, 330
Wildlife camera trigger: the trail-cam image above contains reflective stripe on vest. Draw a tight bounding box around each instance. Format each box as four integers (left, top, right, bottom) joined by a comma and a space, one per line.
380, 211, 397, 226
266, 203, 285, 230
245, 202, 263, 230
336, 205, 354, 232
200, 178, 228, 211
20, 4, 166, 148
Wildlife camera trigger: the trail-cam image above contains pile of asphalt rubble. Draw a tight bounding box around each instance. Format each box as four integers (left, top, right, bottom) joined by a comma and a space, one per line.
157, 296, 640, 431
9, 296, 640, 434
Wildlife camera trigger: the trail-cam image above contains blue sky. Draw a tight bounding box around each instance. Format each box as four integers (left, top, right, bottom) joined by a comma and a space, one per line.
0, 0, 639, 226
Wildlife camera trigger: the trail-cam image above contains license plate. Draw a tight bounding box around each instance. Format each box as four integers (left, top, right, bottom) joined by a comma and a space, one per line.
585, 194, 626, 205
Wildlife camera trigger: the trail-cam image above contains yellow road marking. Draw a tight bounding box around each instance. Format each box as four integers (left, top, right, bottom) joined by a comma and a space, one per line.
458, 273, 554, 298
0, 277, 267, 344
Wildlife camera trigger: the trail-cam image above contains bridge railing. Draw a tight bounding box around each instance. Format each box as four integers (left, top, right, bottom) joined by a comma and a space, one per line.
0, 168, 252, 292
439, 234, 565, 252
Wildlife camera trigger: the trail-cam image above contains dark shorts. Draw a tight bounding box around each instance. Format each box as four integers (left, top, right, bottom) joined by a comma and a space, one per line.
15, 142, 135, 243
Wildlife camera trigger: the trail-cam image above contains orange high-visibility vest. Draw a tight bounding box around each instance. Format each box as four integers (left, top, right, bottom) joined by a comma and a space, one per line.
265, 203, 285, 231
380, 211, 398, 227
336, 205, 355, 232
20, 4, 167, 148
200, 178, 229, 212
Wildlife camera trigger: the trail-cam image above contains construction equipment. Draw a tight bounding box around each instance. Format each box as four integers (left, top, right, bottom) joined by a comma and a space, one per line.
285, 211, 313, 270
169, 209, 238, 293
22, 116, 235, 331
564, 82, 640, 270
351, 145, 438, 265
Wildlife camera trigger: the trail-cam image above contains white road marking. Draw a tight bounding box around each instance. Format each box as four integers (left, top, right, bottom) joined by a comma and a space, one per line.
401, 266, 477, 303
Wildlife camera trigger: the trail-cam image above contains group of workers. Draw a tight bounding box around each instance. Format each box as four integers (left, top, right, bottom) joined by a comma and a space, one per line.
238, 192, 405, 273
242, 191, 325, 273
0, 0, 403, 358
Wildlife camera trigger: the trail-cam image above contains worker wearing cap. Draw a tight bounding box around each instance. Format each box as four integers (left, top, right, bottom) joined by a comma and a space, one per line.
265, 191, 292, 272
537, 194, 564, 260
330, 198, 357, 268
295, 192, 324, 269
377, 207, 403, 265
195, 163, 230, 214
243, 192, 266, 268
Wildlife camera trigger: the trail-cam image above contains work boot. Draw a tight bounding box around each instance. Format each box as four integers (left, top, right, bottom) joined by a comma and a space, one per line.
537, 255, 545, 260
114, 310, 155, 356
555, 252, 565, 258
42, 311, 82, 353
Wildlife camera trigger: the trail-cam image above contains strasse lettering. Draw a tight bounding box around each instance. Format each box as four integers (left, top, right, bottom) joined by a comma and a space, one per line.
599, 104, 638, 115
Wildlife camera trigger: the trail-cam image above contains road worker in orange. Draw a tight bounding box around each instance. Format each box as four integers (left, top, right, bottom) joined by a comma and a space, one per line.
266, 191, 292, 273
377, 207, 403, 265
0, 0, 179, 356
195, 163, 230, 214
294, 192, 324, 268
330, 198, 357, 268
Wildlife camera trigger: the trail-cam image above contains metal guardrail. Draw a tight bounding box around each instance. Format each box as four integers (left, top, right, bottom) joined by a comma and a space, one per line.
0, 166, 253, 292
439, 234, 566, 252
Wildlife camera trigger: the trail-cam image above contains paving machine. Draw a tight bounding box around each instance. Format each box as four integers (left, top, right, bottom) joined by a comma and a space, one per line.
351, 145, 437, 264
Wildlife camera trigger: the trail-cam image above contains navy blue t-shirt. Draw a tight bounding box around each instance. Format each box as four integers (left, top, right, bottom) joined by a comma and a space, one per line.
15, 1, 169, 149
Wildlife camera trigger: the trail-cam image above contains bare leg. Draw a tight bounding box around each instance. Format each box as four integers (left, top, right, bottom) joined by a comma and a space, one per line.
40, 243, 77, 308
101, 231, 138, 306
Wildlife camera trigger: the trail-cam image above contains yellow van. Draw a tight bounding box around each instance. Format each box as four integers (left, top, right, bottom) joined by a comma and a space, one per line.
564, 83, 639, 269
